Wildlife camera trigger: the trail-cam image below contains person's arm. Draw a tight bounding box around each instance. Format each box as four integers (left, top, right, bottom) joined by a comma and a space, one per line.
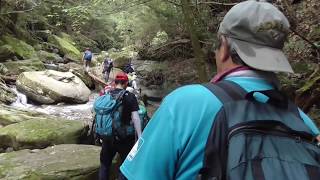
131, 111, 142, 138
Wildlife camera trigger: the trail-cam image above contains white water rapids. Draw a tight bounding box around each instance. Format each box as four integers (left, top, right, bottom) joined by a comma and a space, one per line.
10, 87, 98, 123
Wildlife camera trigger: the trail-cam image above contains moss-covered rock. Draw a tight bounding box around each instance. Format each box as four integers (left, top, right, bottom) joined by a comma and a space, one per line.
0, 45, 15, 62
0, 118, 87, 150
16, 70, 91, 104
48, 34, 81, 62
37, 50, 64, 63
0, 144, 100, 180
0, 104, 47, 126
1, 36, 36, 60
0, 83, 17, 105
2, 58, 45, 76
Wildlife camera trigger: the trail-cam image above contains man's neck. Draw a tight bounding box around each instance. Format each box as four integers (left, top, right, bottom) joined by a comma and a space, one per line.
115, 84, 124, 89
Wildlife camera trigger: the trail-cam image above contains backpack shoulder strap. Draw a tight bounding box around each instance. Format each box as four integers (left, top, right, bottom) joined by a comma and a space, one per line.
202, 80, 247, 104
199, 80, 247, 180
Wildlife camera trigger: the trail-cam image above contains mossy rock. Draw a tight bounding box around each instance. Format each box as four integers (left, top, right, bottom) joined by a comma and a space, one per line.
48, 35, 81, 62
0, 118, 88, 150
37, 50, 63, 64
0, 144, 100, 180
0, 104, 45, 126
0, 45, 15, 62
0, 83, 17, 105
2, 58, 45, 76
1, 35, 36, 59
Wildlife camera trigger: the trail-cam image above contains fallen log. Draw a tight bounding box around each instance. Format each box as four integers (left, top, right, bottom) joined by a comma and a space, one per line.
87, 72, 108, 87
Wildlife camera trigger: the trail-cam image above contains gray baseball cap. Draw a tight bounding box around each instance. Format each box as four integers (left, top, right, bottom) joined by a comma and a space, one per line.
218, 0, 294, 73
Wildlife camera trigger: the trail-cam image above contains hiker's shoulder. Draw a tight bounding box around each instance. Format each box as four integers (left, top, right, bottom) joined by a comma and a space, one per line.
164, 84, 220, 104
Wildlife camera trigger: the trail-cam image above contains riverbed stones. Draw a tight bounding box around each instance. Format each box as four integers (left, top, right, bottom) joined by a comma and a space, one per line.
0, 117, 88, 150
16, 70, 91, 104
0, 144, 100, 180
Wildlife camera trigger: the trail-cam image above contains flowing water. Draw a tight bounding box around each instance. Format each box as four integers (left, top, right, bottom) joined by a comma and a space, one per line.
10, 87, 98, 123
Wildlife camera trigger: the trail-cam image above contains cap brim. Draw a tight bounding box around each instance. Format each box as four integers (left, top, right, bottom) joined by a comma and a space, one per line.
231, 38, 294, 73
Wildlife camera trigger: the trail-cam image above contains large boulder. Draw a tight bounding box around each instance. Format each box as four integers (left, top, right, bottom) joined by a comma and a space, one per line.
0, 144, 100, 180
16, 70, 91, 104
0, 82, 17, 105
1, 58, 45, 76
37, 50, 64, 64
48, 34, 81, 62
0, 117, 88, 150
1, 35, 36, 60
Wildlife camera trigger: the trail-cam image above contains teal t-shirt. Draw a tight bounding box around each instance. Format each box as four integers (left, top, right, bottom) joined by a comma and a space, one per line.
120, 77, 320, 180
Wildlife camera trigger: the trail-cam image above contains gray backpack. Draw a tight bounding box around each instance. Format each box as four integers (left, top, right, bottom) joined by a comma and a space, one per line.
198, 80, 320, 180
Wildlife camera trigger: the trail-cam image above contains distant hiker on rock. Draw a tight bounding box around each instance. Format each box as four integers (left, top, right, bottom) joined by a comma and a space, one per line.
123, 63, 134, 74
126, 72, 140, 98
93, 72, 142, 180
82, 48, 92, 72
119, 1, 320, 180
102, 53, 113, 82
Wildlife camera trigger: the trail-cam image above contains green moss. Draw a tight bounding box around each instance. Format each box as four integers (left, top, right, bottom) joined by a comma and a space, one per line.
3, 59, 45, 76
0, 118, 86, 150
49, 35, 81, 61
2, 36, 36, 59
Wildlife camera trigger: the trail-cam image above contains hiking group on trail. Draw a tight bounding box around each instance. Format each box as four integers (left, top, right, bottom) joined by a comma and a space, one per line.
92, 0, 320, 180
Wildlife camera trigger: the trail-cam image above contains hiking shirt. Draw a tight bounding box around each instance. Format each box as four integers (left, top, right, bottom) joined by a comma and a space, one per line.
120, 76, 320, 180
111, 88, 139, 124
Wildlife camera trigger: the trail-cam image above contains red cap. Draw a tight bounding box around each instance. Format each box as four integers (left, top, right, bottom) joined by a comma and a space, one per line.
115, 72, 129, 81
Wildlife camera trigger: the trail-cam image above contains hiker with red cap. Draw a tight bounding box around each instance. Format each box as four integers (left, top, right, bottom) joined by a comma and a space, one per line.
94, 72, 142, 180
119, 1, 320, 180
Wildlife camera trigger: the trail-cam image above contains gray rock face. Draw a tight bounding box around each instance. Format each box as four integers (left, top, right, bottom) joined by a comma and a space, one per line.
16, 70, 91, 104
0, 144, 101, 180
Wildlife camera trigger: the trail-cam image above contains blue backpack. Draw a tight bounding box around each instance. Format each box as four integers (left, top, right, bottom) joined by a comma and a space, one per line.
94, 90, 134, 139
199, 80, 320, 180
84, 51, 92, 60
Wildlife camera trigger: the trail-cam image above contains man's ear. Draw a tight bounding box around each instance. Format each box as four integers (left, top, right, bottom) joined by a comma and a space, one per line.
220, 36, 230, 62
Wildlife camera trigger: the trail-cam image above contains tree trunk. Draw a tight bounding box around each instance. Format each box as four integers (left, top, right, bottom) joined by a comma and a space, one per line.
181, 0, 208, 82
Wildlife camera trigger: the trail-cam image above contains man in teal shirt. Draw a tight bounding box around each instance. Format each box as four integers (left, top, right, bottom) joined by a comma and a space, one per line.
120, 1, 320, 179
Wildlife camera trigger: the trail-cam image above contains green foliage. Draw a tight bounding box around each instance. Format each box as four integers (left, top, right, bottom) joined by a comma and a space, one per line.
1, 35, 36, 59
48, 35, 81, 61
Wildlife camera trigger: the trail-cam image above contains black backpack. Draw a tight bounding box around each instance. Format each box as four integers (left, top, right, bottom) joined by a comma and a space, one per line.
198, 80, 320, 180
